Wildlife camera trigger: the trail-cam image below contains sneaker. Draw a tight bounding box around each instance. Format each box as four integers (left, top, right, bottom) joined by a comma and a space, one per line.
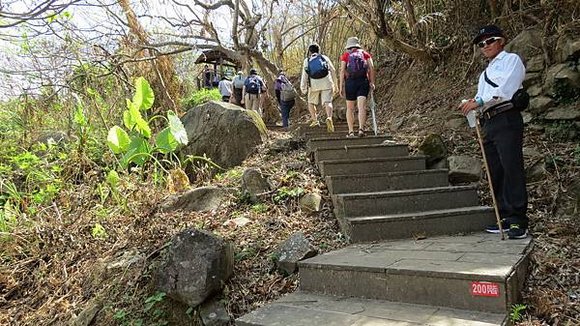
309, 120, 320, 127
358, 129, 366, 137
326, 117, 335, 133
346, 131, 355, 138
507, 224, 528, 239
484, 219, 509, 234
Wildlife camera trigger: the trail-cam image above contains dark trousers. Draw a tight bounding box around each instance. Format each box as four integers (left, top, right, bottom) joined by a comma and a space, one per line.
481, 109, 528, 227
280, 100, 294, 128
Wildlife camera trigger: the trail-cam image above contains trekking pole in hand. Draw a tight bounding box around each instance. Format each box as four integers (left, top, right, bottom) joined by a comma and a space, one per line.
369, 91, 378, 135
474, 114, 505, 240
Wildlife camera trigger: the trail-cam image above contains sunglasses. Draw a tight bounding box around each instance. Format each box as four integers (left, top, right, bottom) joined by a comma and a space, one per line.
477, 36, 502, 48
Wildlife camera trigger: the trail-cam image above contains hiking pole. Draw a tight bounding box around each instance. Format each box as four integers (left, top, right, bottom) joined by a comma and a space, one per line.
474, 114, 505, 240
369, 91, 378, 135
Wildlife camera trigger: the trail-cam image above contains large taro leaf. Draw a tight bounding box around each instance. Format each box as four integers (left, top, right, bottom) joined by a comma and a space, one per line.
132, 77, 155, 111
155, 127, 178, 154
167, 111, 188, 145
107, 125, 131, 154
128, 100, 151, 138
120, 136, 150, 168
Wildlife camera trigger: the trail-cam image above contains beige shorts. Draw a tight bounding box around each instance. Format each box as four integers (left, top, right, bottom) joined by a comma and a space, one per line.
308, 89, 333, 105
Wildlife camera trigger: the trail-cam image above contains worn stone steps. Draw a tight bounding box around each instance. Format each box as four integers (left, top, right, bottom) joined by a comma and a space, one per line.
326, 169, 449, 194
342, 206, 495, 242
333, 185, 479, 218
236, 291, 507, 325
308, 135, 392, 151
318, 156, 427, 177
314, 143, 409, 162
297, 233, 532, 313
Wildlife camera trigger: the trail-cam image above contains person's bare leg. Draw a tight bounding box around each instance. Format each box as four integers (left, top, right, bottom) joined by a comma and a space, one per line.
357, 96, 367, 132
308, 103, 318, 121
346, 100, 356, 133
324, 101, 333, 119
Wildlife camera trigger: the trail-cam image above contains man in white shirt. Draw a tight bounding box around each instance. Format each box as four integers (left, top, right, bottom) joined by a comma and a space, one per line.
218, 76, 233, 102
459, 25, 528, 239
300, 43, 338, 132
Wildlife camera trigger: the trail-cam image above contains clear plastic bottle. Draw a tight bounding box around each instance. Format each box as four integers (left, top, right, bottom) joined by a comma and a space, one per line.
462, 99, 477, 128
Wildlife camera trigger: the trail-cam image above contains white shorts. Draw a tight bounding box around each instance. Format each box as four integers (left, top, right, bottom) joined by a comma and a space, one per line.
308, 89, 333, 105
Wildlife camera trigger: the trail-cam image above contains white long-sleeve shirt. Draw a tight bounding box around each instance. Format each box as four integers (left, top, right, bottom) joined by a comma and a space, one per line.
475, 51, 525, 103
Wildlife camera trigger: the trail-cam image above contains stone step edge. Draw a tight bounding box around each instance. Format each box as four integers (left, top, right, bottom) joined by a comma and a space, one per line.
325, 168, 448, 181
308, 135, 392, 142
333, 184, 478, 200
319, 155, 427, 165
346, 206, 494, 224
313, 142, 408, 152
298, 251, 526, 283
236, 291, 508, 326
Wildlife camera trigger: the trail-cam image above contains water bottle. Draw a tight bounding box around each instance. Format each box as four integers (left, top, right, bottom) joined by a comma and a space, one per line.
462, 99, 477, 128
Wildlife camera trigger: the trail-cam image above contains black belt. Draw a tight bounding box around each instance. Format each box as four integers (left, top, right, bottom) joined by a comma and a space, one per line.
482, 102, 514, 120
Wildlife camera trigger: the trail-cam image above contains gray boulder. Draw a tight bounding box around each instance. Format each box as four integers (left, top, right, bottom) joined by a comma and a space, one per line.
35, 131, 68, 146
180, 101, 265, 170
544, 63, 580, 97
505, 29, 543, 62
299, 192, 322, 212
200, 298, 231, 326
161, 186, 234, 212
274, 232, 317, 275
555, 32, 580, 63
156, 229, 234, 307
526, 160, 547, 183
448, 155, 481, 184
544, 107, 580, 120
241, 168, 271, 202
418, 134, 448, 166
526, 55, 544, 73
529, 96, 555, 113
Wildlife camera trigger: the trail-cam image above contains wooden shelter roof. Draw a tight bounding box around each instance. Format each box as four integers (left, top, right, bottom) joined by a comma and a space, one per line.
194, 49, 240, 68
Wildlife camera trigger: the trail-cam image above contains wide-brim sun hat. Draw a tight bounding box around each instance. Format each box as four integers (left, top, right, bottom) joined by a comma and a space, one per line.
237, 71, 243, 75
345, 37, 361, 49
472, 25, 505, 44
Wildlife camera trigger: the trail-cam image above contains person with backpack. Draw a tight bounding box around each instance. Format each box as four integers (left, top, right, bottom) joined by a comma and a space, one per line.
300, 43, 338, 131
339, 37, 375, 137
231, 71, 246, 107
274, 70, 296, 128
458, 25, 528, 239
242, 68, 267, 116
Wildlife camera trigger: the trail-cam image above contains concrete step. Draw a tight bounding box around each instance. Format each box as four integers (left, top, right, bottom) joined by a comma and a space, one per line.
237, 292, 507, 325
308, 135, 392, 151
333, 185, 479, 218
318, 156, 426, 177
298, 233, 532, 313
343, 206, 496, 242
326, 169, 449, 194
314, 143, 409, 162
295, 124, 351, 136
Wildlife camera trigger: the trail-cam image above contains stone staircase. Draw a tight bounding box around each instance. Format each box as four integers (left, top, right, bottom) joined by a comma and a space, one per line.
238, 124, 532, 326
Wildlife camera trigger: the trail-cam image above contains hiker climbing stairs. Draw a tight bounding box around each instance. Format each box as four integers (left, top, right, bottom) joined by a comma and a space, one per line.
238, 123, 532, 325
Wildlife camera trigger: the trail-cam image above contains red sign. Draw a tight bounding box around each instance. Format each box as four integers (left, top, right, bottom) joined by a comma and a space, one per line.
470, 281, 500, 297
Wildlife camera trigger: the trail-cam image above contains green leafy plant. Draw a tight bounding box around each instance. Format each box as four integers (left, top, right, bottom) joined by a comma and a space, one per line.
509, 303, 527, 322
181, 88, 221, 109
273, 186, 305, 203
91, 223, 108, 239
251, 203, 269, 213
545, 121, 577, 142
106, 77, 188, 169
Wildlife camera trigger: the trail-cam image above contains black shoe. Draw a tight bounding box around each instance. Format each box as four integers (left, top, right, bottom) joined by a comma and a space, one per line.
484, 219, 509, 234
507, 224, 528, 239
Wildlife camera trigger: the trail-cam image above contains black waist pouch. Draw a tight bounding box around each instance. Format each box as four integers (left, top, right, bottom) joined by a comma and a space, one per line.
511, 88, 529, 111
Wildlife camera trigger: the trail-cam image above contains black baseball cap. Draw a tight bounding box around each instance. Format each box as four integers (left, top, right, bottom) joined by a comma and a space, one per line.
472, 25, 505, 44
